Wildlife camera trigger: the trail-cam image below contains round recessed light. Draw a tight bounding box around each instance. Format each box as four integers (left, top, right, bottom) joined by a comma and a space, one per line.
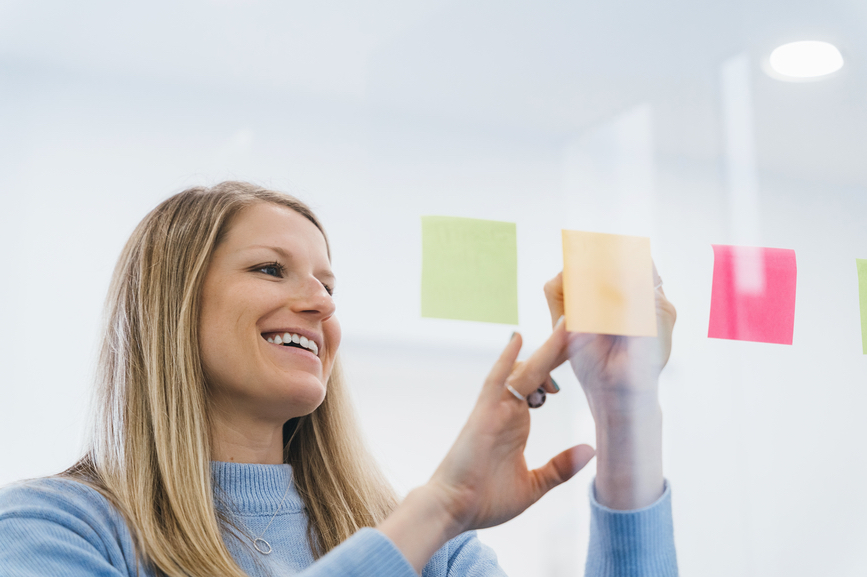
768, 41, 843, 80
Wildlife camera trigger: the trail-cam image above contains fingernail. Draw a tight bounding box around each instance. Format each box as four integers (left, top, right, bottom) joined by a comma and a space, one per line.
551, 378, 560, 392
509, 331, 517, 342
555, 315, 565, 330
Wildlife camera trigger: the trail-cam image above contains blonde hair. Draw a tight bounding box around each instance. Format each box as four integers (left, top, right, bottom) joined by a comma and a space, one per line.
64, 182, 397, 576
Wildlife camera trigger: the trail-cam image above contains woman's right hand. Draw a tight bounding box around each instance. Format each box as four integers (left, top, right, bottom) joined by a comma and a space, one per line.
378, 321, 595, 573
543, 269, 676, 414
542, 268, 676, 510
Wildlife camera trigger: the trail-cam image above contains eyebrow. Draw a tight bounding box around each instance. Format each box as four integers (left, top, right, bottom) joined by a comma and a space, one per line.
247, 244, 290, 259
244, 245, 336, 283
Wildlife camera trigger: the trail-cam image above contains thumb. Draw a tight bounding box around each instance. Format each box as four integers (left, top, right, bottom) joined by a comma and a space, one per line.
543, 272, 565, 327
531, 444, 596, 497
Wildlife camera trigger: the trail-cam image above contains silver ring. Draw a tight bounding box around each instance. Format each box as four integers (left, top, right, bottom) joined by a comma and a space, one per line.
505, 383, 525, 402
505, 383, 546, 409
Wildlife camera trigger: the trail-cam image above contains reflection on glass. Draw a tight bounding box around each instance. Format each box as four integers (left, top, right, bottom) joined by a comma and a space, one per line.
721, 54, 764, 293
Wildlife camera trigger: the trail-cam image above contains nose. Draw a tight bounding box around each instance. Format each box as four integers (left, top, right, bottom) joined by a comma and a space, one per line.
289, 275, 336, 320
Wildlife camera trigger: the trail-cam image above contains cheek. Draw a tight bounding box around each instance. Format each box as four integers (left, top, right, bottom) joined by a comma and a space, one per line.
198, 286, 257, 388
199, 318, 242, 390
328, 321, 342, 350
322, 320, 342, 377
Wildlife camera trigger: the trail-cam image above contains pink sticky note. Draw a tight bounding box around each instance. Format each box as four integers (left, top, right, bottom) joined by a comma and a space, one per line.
708, 245, 797, 345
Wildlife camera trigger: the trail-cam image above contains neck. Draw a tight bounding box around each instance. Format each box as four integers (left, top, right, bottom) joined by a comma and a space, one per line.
209, 407, 286, 464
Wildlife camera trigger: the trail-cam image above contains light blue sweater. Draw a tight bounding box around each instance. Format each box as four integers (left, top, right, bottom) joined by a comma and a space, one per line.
0, 462, 677, 576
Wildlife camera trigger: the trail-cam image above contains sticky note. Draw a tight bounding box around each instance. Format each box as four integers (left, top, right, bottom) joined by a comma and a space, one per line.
708, 245, 797, 345
421, 216, 518, 325
561, 230, 657, 337
857, 259, 867, 354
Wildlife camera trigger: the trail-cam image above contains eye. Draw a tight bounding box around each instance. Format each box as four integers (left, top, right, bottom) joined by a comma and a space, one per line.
321, 281, 334, 296
255, 262, 285, 277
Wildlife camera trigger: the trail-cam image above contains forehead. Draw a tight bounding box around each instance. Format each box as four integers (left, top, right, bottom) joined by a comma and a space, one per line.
221, 202, 329, 258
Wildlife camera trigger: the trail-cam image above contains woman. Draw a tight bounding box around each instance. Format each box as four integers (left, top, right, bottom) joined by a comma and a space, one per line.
0, 182, 678, 576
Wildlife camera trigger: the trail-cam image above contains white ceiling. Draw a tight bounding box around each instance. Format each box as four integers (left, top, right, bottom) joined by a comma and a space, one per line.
1, 0, 865, 185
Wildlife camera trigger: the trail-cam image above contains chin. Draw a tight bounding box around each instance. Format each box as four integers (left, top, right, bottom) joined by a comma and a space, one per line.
273, 375, 327, 416
295, 388, 327, 416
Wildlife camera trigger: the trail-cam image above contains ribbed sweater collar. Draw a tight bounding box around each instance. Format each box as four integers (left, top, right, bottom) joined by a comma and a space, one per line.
210, 461, 304, 515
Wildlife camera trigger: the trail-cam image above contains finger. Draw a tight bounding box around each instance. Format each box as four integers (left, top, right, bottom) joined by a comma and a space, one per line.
506, 316, 568, 397
512, 359, 565, 395
651, 262, 676, 327
517, 360, 559, 395
531, 444, 596, 497
657, 292, 676, 326
540, 374, 560, 395
483, 332, 524, 396
543, 272, 565, 327
652, 260, 670, 299
510, 361, 559, 396
656, 294, 677, 368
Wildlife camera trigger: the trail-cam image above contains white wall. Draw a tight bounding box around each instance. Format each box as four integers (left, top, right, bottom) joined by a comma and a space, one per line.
2, 2, 867, 575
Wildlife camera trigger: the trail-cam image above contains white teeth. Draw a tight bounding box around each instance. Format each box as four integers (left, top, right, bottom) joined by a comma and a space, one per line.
266, 332, 319, 356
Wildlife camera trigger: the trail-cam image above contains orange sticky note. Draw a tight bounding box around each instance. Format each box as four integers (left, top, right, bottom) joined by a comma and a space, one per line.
561, 230, 657, 336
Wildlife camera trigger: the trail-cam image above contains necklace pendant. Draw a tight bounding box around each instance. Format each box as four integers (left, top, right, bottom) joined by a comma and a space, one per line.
253, 537, 273, 555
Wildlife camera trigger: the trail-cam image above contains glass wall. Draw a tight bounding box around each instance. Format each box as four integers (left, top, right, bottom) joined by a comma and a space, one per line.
1, 1, 865, 574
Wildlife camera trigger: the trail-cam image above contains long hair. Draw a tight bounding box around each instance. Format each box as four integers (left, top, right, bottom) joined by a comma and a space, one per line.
64, 181, 397, 576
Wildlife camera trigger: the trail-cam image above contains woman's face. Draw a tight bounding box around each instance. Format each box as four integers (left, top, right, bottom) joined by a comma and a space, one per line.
199, 202, 340, 425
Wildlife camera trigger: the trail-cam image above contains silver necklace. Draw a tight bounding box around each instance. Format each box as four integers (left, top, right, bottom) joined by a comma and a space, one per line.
242, 479, 293, 555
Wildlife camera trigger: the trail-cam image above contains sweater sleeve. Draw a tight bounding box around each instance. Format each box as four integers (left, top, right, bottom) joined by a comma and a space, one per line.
441, 531, 506, 577
297, 528, 506, 577
420, 530, 506, 577
585, 479, 679, 577
0, 480, 138, 577
307, 480, 679, 577
295, 527, 418, 577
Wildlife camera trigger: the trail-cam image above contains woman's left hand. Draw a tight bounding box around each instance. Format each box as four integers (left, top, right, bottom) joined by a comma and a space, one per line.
379, 320, 595, 572
425, 319, 596, 534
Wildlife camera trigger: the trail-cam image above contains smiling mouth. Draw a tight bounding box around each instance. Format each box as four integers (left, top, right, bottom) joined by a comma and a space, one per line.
262, 332, 319, 356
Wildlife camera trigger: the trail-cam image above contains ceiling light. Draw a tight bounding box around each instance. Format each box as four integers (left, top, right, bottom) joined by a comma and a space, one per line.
768, 41, 843, 80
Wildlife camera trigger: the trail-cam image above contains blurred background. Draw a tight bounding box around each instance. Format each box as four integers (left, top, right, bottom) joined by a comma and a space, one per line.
1, 1, 866, 575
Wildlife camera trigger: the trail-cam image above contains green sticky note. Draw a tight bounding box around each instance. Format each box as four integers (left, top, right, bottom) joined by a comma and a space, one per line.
421, 216, 518, 325
858, 259, 867, 354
